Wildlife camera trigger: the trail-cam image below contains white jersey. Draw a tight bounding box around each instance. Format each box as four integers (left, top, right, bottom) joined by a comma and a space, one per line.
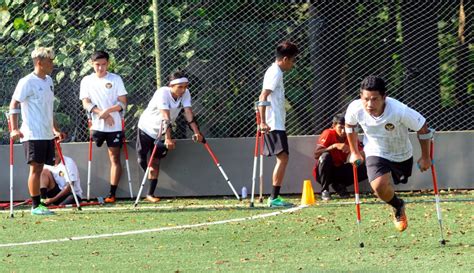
345, 97, 426, 162
12, 73, 55, 142
79, 72, 128, 132
44, 156, 83, 198
138, 87, 192, 139
262, 62, 286, 131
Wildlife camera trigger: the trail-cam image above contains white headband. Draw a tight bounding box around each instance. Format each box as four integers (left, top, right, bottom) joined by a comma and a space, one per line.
169, 77, 189, 85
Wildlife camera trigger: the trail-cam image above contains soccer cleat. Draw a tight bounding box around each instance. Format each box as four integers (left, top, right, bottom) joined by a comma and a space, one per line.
31, 204, 55, 215
145, 195, 161, 203
321, 190, 331, 201
392, 201, 408, 232
104, 195, 116, 203
267, 196, 294, 208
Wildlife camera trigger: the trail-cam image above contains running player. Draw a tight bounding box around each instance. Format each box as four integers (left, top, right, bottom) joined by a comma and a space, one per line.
345, 75, 432, 232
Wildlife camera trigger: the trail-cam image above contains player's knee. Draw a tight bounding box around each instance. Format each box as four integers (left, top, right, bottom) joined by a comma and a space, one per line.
370, 176, 390, 194
319, 152, 333, 165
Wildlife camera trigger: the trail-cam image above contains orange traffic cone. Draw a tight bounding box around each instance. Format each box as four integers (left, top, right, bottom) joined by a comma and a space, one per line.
301, 179, 316, 205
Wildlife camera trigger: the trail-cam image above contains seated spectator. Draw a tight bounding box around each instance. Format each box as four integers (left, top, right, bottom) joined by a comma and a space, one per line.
40, 151, 83, 206
313, 114, 367, 200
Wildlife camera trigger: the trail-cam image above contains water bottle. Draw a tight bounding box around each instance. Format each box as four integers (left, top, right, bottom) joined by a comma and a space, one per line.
241, 186, 248, 199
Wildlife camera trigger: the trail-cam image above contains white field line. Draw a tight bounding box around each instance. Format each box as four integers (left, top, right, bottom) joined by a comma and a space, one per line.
0, 203, 261, 213
0, 205, 306, 248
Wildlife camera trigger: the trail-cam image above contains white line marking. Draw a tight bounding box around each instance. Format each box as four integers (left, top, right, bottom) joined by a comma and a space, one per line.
0, 205, 305, 248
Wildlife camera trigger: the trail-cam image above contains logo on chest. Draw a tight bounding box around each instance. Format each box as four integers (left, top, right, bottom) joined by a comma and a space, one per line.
384, 123, 395, 131
105, 82, 113, 89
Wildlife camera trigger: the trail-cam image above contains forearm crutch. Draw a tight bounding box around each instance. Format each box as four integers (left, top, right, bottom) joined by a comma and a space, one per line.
134, 120, 165, 207
5, 112, 14, 218
429, 138, 446, 245
202, 139, 241, 201
54, 139, 82, 210
86, 112, 93, 201
121, 114, 133, 199
258, 127, 264, 203
250, 105, 260, 207
353, 160, 364, 248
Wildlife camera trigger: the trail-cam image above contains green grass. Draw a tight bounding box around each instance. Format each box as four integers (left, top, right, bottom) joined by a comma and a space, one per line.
1, 192, 473, 272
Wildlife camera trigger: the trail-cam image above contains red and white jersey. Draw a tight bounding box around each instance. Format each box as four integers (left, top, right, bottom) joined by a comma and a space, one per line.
345, 97, 425, 162
79, 72, 127, 132
138, 87, 192, 139
12, 73, 55, 141
318, 129, 363, 166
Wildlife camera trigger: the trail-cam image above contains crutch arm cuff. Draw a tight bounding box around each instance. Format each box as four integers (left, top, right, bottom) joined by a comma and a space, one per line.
8, 108, 21, 115
418, 128, 435, 140
85, 103, 97, 113
116, 101, 127, 114
256, 101, 271, 107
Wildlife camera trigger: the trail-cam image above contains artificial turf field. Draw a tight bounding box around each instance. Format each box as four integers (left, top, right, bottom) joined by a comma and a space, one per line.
1, 191, 473, 272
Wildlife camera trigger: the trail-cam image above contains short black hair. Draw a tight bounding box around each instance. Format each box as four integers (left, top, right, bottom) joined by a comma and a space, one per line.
168, 70, 188, 82
332, 114, 345, 126
91, 51, 109, 61
360, 76, 387, 96
276, 41, 299, 59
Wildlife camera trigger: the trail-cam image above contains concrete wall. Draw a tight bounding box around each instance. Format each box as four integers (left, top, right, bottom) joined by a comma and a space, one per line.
0, 131, 473, 201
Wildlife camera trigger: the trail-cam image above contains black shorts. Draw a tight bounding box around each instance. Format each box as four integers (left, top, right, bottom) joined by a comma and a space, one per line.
23, 140, 55, 165
263, 130, 289, 156
92, 131, 123, 148
136, 129, 168, 170
46, 182, 82, 205
366, 156, 413, 185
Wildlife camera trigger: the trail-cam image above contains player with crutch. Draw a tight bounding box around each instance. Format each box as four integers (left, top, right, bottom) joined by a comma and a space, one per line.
346, 76, 433, 233
46, 140, 82, 210
134, 71, 205, 205
80, 50, 128, 204
258, 41, 299, 208
8, 47, 65, 215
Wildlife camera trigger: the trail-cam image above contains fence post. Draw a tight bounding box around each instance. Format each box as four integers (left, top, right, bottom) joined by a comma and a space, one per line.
152, 0, 162, 87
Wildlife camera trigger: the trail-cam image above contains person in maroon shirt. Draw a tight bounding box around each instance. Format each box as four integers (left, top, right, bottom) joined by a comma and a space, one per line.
313, 114, 367, 200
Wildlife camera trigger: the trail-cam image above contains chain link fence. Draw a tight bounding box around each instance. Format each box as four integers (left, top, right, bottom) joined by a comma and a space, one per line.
1, 0, 473, 144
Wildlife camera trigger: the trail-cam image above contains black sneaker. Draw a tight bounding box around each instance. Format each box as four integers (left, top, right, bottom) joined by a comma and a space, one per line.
337, 191, 350, 199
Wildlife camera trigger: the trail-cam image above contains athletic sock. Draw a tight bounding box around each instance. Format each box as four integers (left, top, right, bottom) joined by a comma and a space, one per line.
271, 186, 281, 200
32, 195, 41, 209
109, 185, 118, 196
387, 194, 403, 210
40, 188, 48, 199
147, 178, 158, 196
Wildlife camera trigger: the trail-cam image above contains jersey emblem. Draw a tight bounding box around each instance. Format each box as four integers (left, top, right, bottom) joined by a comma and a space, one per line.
385, 123, 395, 131
105, 82, 113, 89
